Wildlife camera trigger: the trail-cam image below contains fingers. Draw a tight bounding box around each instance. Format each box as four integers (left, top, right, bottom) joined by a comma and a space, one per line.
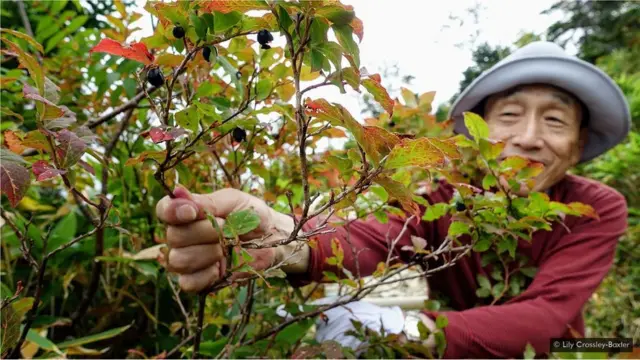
156, 197, 203, 225
178, 263, 221, 293
167, 217, 225, 248
167, 243, 224, 274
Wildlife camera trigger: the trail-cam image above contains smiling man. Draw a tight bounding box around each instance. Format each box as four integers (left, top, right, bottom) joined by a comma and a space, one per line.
155, 42, 630, 358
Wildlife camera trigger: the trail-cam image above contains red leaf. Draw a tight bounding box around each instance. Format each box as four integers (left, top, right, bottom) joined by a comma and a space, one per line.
32, 160, 66, 181
362, 76, 394, 116
89, 38, 154, 65
148, 127, 175, 143
0, 161, 30, 207
77, 160, 95, 175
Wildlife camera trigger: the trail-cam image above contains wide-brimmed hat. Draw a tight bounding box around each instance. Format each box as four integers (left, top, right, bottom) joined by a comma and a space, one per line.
448, 41, 631, 163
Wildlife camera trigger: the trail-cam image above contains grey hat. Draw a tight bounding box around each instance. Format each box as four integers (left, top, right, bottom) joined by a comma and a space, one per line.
448, 41, 631, 163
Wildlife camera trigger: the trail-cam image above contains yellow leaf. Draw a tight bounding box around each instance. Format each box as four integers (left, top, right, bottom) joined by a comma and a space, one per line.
18, 196, 55, 212
300, 66, 321, 81
155, 53, 184, 67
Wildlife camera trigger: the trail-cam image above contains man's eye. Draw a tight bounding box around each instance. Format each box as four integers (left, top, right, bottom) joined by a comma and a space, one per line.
546, 117, 564, 124
500, 112, 518, 117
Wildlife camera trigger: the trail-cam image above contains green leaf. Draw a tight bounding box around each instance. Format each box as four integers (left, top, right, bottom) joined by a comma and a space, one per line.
475, 287, 490, 298
463, 112, 489, 142
223, 209, 261, 238
332, 24, 359, 68
448, 221, 470, 237
195, 81, 223, 98
201, 13, 215, 33
509, 276, 521, 296
523, 342, 536, 359
322, 271, 339, 282
214, 11, 242, 33
277, 5, 293, 33
191, 13, 207, 40
275, 320, 313, 346
26, 329, 63, 355
255, 79, 272, 101
476, 274, 491, 289
317, 42, 343, 73
519, 267, 537, 278
473, 239, 492, 252
240, 249, 254, 264
417, 320, 431, 340
175, 105, 200, 132
369, 186, 388, 202
423, 300, 441, 312
316, 6, 355, 25
47, 212, 77, 253
435, 315, 448, 329
423, 203, 449, 221
199, 338, 227, 357
491, 282, 505, 299
326, 155, 352, 174
482, 173, 498, 190
490, 267, 503, 281
0, 28, 44, 53
57, 324, 132, 349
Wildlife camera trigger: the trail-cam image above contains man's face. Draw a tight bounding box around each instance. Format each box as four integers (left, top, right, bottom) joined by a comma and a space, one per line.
483, 84, 588, 195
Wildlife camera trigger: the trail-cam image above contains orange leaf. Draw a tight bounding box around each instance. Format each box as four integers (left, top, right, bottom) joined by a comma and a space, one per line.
4, 130, 26, 154
567, 202, 599, 220
350, 17, 364, 42
362, 76, 393, 116
199, 0, 269, 14
89, 38, 154, 65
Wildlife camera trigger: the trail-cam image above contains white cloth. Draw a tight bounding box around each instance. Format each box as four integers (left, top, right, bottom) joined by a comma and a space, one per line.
277, 297, 405, 351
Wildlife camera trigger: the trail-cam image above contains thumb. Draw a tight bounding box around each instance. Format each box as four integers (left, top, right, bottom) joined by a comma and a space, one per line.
173, 185, 194, 200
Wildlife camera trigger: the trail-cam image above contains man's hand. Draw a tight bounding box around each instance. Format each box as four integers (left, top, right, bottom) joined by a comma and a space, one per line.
155, 186, 302, 293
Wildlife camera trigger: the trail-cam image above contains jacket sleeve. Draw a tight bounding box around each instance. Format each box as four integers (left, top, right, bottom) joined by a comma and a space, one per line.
423, 190, 628, 358
285, 210, 432, 287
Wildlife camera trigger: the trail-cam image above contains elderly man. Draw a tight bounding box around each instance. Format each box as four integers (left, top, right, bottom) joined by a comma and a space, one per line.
155, 42, 630, 358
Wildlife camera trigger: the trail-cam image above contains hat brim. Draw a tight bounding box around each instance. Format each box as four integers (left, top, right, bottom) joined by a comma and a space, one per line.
449, 55, 631, 163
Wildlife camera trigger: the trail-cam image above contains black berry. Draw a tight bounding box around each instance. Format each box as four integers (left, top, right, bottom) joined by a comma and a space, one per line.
388, 121, 396, 128
455, 201, 466, 212
235, 71, 242, 79
232, 127, 246, 142
257, 29, 273, 49
147, 67, 164, 87
173, 25, 185, 39
203, 46, 211, 62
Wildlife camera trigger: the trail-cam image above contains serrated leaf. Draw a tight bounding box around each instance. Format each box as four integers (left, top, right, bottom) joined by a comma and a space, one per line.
0, 161, 30, 207
385, 137, 460, 169
223, 209, 261, 238
332, 24, 359, 68
463, 112, 489, 142
175, 105, 200, 132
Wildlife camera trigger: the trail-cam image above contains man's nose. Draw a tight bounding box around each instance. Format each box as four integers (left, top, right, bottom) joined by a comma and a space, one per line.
511, 116, 544, 151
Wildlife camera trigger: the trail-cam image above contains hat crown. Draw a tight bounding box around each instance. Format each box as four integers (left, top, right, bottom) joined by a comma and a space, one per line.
501, 41, 569, 63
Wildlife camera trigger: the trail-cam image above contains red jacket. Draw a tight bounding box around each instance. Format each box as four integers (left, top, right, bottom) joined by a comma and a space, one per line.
289, 174, 628, 358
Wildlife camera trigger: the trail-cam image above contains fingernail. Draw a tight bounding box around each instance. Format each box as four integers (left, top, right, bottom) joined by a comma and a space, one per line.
176, 205, 197, 222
